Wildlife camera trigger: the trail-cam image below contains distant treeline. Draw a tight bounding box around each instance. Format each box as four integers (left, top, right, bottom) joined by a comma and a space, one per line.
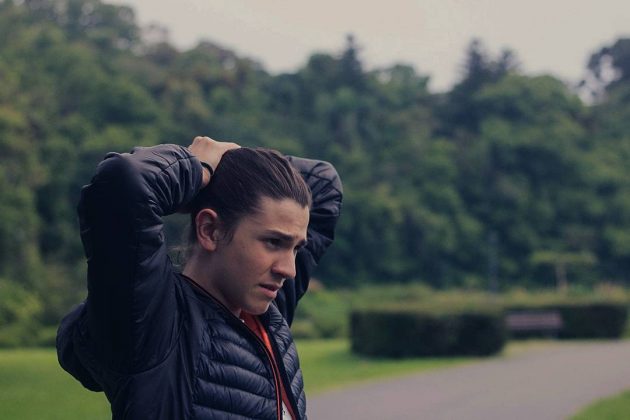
1, 0, 630, 342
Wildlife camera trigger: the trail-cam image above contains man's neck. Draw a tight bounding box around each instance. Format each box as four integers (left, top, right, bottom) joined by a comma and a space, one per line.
183, 258, 241, 317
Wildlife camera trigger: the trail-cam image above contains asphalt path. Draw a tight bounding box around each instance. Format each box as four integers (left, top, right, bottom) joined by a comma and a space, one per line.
307, 340, 630, 420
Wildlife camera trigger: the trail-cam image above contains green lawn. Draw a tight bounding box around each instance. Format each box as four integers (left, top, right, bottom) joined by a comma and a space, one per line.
571, 389, 630, 420
0, 349, 110, 420
0, 340, 471, 419
13, 340, 630, 420
297, 339, 471, 394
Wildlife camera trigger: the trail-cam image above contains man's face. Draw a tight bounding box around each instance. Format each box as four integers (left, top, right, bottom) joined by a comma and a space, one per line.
209, 197, 309, 316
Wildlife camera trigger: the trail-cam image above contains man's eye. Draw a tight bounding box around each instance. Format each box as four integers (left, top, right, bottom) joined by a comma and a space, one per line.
265, 238, 281, 248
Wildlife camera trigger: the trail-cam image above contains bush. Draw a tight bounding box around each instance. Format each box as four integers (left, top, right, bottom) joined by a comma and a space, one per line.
293, 289, 349, 339
452, 312, 507, 356
557, 303, 628, 339
350, 306, 506, 358
505, 301, 629, 339
290, 319, 319, 339
0, 280, 44, 347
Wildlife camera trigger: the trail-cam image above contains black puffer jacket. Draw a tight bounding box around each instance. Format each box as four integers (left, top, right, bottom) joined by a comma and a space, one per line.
56, 145, 342, 419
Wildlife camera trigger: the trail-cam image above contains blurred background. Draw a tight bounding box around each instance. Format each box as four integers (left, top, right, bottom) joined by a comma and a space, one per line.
1, 0, 630, 418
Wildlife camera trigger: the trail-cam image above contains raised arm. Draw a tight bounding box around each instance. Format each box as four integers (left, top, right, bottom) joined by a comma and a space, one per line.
276, 156, 343, 324
77, 144, 205, 371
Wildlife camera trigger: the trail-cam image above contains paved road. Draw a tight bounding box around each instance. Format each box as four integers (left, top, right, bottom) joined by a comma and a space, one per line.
308, 340, 630, 420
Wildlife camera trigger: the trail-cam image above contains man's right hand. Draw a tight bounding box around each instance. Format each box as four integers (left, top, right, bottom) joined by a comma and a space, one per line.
188, 136, 240, 187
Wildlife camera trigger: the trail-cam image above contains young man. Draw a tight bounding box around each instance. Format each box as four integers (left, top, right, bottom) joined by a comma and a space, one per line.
57, 137, 343, 419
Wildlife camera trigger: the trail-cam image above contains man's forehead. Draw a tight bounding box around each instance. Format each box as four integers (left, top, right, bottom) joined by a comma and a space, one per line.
248, 198, 309, 236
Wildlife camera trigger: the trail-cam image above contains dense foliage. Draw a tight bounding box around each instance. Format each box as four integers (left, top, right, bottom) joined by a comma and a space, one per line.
294, 285, 630, 341
351, 307, 506, 357
507, 303, 629, 339
1, 0, 630, 345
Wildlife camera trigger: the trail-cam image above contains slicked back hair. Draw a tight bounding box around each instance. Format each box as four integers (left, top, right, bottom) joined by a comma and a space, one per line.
188, 147, 311, 245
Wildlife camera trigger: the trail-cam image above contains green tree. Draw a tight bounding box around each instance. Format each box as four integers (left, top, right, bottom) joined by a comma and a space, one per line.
439, 39, 519, 136
456, 74, 592, 286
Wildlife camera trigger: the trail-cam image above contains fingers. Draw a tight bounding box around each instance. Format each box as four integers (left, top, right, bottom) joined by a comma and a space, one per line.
188, 135, 240, 175
189, 136, 240, 152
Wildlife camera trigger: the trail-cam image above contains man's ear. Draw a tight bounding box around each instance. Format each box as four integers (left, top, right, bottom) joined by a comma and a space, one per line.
195, 209, 222, 252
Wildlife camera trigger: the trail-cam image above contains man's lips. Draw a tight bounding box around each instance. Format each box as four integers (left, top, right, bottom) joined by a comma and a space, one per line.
259, 282, 282, 298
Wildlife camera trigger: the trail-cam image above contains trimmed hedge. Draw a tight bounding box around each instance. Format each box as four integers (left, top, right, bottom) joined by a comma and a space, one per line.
350, 307, 506, 358
506, 302, 629, 339
558, 303, 628, 339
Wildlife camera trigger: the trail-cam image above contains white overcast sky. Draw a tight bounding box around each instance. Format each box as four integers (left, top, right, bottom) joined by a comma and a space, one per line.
109, 0, 630, 92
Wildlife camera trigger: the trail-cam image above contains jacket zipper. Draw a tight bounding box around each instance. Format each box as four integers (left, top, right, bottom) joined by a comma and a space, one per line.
182, 275, 286, 419
230, 316, 286, 419
258, 334, 283, 420
267, 329, 301, 419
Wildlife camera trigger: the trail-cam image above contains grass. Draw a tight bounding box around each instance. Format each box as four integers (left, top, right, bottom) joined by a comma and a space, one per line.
0, 349, 110, 420
0, 340, 473, 419
297, 339, 472, 394
6, 340, 628, 420
571, 389, 630, 420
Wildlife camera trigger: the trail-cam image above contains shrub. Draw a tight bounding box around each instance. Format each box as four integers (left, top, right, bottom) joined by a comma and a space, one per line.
290, 319, 319, 339
504, 301, 629, 339
0, 280, 44, 347
452, 312, 507, 356
294, 289, 349, 339
350, 306, 506, 358
557, 303, 628, 339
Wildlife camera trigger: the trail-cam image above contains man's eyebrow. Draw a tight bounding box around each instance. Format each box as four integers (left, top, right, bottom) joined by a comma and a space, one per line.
266, 230, 307, 246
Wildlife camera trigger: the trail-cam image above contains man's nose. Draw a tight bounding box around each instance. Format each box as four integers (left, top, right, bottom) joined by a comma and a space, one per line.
272, 251, 297, 280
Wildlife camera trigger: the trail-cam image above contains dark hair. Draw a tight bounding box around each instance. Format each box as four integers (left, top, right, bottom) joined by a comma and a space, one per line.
188, 147, 311, 245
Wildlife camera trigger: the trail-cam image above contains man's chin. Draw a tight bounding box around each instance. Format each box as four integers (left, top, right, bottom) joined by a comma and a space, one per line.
247, 302, 271, 316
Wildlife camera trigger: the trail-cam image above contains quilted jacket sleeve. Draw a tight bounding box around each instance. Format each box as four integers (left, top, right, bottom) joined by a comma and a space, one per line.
69, 144, 203, 373
276, 156, 343, 325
